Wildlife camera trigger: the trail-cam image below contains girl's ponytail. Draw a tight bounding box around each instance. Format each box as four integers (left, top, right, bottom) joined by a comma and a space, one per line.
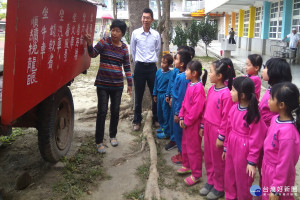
245, 93, 260, 124
202, 69, 208, 87
233, 77, 260, 124
227, 64, 234, 90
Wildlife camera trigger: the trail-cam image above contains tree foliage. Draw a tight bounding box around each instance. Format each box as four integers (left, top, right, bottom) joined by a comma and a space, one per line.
172, 23, 187, 47
198, 16, 218, 56
186, 20, 201, 48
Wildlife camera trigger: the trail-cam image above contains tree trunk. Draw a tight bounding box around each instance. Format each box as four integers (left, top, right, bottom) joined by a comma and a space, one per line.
112, 0, 117, 19
162, 0, 170, 53
205, 44, 208, 57
156, 0, 164, 68
128, 0, 151, 110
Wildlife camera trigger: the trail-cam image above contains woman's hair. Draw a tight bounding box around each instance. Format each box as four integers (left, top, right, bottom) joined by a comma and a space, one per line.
248, 54, 263, 71
187, 60, 207, 86
265, 58, 292, 86
233, 76, 260, 124
212, 58, 235, 90
110, 19, 127, 36
270, 82, 300, 133
162, 53, 173, 66
177, 50, 192, 69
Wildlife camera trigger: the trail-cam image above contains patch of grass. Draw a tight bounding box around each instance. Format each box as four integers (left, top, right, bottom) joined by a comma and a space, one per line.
123, 187, 145, 200
136, 159, 151, 182
53, 136, 107, 200
0, 128, 24, 145
195, 56, 218, 63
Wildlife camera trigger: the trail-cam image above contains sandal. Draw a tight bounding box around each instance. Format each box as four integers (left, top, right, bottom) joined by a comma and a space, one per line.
184, 175, 200, 186
177, 166, 191, 174
110, 138, 118, 147
97, 143, 106, 154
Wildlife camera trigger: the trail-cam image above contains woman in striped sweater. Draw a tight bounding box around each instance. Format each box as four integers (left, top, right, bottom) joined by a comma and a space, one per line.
83, 19, 132, 154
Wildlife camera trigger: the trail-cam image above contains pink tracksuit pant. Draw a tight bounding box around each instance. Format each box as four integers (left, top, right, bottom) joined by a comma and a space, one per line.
204, 121, 225, 191
181, 122, 203, 178
225, 130, 254, 200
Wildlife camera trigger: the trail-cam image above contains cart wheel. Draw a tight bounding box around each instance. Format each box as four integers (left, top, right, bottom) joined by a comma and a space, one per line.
37, 85, 74, 163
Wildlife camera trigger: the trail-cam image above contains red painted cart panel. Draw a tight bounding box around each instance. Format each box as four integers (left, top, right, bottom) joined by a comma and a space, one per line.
2, 0, 97, 125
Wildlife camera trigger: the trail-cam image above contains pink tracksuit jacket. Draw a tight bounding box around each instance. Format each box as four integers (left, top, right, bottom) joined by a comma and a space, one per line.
179, 81, 206, 178
202, 85, 233, 191
259, 87, 277, 127
262, 115, 300, 200
224, 104, 267, 200
248, 75, 261, 101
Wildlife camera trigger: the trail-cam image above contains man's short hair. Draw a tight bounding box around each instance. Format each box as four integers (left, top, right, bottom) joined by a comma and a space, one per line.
143, 8, 153, 19
110, 19, 127, 36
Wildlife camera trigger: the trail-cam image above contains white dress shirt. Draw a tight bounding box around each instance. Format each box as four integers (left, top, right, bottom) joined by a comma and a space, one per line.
130, 27, 161, 63
287, 33, 300, 48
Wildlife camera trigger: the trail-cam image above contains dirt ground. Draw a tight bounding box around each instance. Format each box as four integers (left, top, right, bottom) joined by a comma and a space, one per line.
0, 55, 299, 200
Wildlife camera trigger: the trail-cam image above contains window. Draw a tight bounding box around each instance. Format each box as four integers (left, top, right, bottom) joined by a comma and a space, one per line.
150, 0, 162, 12
184, 0, 200, 12
269, 21, 278, 38
278, 20, 282, 38
279, 1, 283, 17
171, 1, 177, 12
255, 23, 261, 38
116, 0, 127, 11
255, 7, 262, 38
293, 0, 300, 16
292, 19, 300, 32
270, 2, 279, 18
255, 7, 261, 21
243, 10, 249, 37
269, 1, 283, 39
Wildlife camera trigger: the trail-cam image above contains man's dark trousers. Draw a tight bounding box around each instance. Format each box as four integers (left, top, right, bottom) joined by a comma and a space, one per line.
133, 61, 158, 124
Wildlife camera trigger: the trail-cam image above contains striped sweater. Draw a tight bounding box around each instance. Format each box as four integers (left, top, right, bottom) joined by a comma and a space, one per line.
88, 37, 132, 90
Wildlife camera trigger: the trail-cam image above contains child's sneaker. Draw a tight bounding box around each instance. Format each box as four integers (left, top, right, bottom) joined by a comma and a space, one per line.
156, 128, 164, 133
184, 175, 200, 186
177, 166, 191, 174
206, 187, 224, 200
199, 182, 214, 196
171, 152, 182, 164
165, 141, 177, 151
156, 132, 169, 139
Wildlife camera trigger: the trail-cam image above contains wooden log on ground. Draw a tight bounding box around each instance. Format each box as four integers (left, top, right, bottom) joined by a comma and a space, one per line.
144, 111, 161, 200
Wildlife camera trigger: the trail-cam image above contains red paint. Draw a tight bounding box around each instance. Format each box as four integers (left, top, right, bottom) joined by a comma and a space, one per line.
2, 0, 97, 125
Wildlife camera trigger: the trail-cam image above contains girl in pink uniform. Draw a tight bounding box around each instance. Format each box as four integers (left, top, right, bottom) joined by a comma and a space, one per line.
199, 59, 235, 199
258, 58, 292, 186
262, 82, 300, 200
245, 54, 262, 101
259, 58, 292, 127
177, 60, 207, 186
224, 76, 267, 200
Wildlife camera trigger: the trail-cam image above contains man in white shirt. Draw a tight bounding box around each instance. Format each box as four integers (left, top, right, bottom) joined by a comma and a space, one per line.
131, 8, 161, 131
282, 27, 300, 63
